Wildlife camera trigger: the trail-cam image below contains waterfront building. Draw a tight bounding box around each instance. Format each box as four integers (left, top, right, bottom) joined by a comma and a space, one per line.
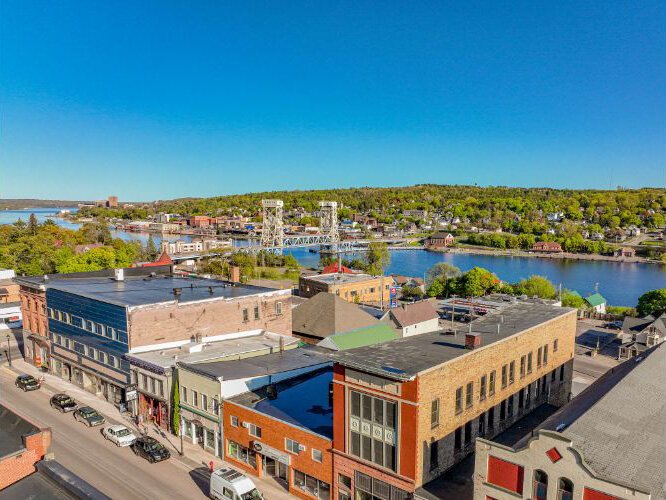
298, 273, 394, 306
424, 232, 455, 249
42, 268, 291, 405
531, 241, 563, 253
473, 342, 665, 500
330, 302, 576, 499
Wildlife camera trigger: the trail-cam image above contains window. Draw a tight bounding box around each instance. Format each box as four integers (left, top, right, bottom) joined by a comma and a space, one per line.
293, 470, 330, 499
478, 411, 486, 435
87, 346, 95, 358
181, 386, 188, 404
507, 394, 514, 417
285, 438, 301, 454
501, 365, 508, 388
202, 394, 208, 412
140, 373, 148, 390
150, 377, 156, 395
487, 456, 524, 494
108, 354, 117, 368
519, 388, 525, 409
488, 406, 495, 429
543, 345, 549, 365
537, 346, 543, 368
108, 327, 116, 340
500, 400, 506, 421
242, 308, 249, 322
527, 352, 533, 373
509, 361, 515, 384
253, 305, 260, 320
97, 350, 105, 362
213, 397, 220, 415
248, 423, 262, 438
520, 355, 526, 378
227, 440, 256, 468
454, 427, 462, 451
429, 440, 439, 470
348, 390, 397, 471
559, 365, 565, 381
465, 382, 473, 408
338, 474, 352, 490
455, 387, 463, 414
276, 302, 283, 315
230, 415, 239, 427
489, 370, 496, 395
480, 375, 487, 401
558, 477, 574, 500
96, 323, 105, 336
192, 391, 198, 407
553, 339, 559, 352
312, 448, 323, 463
533, 470, 548, 500
157, 380, 164, 397
464, 421, 472, 445
430, 399, 439, 428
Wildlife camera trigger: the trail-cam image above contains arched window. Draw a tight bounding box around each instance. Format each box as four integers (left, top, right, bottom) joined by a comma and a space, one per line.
533, 470, 548, 500
558, 478, 574, 500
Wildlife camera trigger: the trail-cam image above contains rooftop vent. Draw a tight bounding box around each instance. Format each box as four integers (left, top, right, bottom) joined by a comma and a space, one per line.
465, 333, 482, 350
266, 384, 278, 400
114, 268, 124, 281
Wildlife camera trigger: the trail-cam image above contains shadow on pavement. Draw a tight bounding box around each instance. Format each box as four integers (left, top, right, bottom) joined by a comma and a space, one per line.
189, 466, 210, 496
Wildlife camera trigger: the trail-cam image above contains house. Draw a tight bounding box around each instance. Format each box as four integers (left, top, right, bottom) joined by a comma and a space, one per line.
291, 292, 379, 344
384, 299, 440, 337
531, 241, 563, 253
391, 275, 426, 293
614, 247, 635, 258
298, 273, 393, 306
321, 262, 355, 275
584, 293, 606, 314
473, 342, 666, 500
317, 324, 398, 351
425, 232, 455, 249
223, 367, 333, 499
618, 313, 666, 360
331, 302, 577, 499
138, 250, 174, 268
628, 225, 641, 237
176, 348, 330, 457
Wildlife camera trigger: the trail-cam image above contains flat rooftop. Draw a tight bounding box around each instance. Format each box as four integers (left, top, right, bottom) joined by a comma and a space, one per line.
0, 403, 41, 459
126, 332, 300, 372
334, 302, 574, 380
302, 272, 378, 285
44, 275, 280, 307
228, 367, 333, 438
518, 343, 666, 497
179, 346, 331, 380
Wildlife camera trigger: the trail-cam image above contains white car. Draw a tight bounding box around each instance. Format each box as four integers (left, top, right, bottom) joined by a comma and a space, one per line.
102, 425, 137, 447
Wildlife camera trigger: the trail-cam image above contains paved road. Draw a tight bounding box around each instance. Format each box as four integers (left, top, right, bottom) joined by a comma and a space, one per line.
0, 366, 209, 500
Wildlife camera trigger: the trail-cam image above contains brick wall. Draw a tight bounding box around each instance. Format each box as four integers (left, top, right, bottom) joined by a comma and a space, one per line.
416, 310, 577, 485
223, 401, 332, 500
19, 287, 47, 337
128, 290, 292, 348
0, 428, 51, 490
299, 276, 391, 305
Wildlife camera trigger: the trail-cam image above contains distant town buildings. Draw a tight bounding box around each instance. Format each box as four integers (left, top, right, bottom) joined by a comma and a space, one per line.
532, 241, 563, 253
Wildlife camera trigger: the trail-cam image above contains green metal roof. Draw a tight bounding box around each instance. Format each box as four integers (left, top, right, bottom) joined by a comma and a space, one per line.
585, 293, 606, 307
324, 324, 398, 351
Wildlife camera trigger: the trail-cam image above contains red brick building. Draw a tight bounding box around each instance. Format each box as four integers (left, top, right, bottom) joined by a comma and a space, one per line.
0, 403, 52, 490
188, 215, 211, 227
223, 368, 333, 499
531, 241, 563, 253
15, 277, 50, 369
425, 232, 455, 249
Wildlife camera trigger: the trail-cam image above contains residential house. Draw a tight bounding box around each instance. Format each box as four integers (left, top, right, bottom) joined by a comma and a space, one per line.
331, 302, 577, 499
531, 242, 563, 253
473, 342, 666, 500
618, 313, 666, 360
584, 293, 606, 314
292, 292, 379, 344
392, 275, 426, 294
317, 324, 398, 351
424, 232, 455, 249
383, 300, 440, 337
614, 247, 635, 258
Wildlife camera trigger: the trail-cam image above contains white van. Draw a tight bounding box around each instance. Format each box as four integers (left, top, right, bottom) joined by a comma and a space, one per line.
210, 467, 263, 500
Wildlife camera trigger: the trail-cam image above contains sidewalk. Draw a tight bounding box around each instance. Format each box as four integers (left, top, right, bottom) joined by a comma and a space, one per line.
7, 358, 292, 500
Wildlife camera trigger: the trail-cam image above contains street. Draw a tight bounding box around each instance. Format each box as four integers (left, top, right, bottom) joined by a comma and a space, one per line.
0, 365, 209, 499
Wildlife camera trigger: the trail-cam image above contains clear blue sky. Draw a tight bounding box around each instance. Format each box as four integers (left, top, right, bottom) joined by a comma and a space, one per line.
1, 1, 664, 200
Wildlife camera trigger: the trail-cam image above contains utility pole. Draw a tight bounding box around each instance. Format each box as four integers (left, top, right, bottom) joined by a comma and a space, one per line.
5, 335, 11, 367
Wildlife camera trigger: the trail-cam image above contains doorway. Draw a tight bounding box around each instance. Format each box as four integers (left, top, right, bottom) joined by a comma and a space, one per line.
263, 456, 288, 488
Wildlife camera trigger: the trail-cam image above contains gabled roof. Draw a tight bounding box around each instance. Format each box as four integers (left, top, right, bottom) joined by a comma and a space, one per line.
622, 313, 666, 336
292, 292, 379, 340
322, 262, 354, 274
318, 324, 397, 351
389, 300, 439, 328
585, 293, 606, 307
141, 250, 173, 267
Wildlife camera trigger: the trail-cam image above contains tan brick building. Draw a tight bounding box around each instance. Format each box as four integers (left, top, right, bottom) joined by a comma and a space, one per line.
299, 273, 393, 306
330, 302, 577, 499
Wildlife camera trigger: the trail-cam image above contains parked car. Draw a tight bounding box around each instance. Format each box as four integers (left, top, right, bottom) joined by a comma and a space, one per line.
73, 406, 105, 427
210, 467, 263, 500
131, 436, 171, 463
50, 393, 78, 413
102, 425, 137, 447
15, 374, 41, 391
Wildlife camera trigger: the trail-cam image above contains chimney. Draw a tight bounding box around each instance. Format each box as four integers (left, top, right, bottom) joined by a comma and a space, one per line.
465, 333, 482, 350
230, 266, 241, 283
114, 268, 124, 281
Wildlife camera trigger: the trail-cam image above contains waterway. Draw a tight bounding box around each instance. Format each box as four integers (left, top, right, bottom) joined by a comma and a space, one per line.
2, 208, 665, 306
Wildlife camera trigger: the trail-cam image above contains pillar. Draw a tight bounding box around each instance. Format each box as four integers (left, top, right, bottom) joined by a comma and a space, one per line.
191, 421, 196, 445
214, 429, 219, 457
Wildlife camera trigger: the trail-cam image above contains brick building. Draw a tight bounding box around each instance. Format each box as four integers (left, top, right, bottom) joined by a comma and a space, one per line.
299, 273, 393, 306
474, 342, 666, 500
188, 215, 211, 227
223, 367, 334, 499
330, 302, 577, 499
15, 275, 50, 370
424, 232, 455, 249
531, 241, 563, 253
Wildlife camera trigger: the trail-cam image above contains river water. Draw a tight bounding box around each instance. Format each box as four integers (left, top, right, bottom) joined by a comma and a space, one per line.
2, 208, 664, 306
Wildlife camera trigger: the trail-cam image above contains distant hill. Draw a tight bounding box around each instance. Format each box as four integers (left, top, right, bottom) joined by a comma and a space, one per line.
0, 199, 85, 210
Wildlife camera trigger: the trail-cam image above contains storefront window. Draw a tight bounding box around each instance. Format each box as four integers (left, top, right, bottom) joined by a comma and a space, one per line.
205, 429, 215, 450
293, 470, 330, 500
227, 440, 256, 468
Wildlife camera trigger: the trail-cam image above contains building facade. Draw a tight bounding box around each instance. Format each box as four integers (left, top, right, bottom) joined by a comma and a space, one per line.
299, 273, 393, 306
330, 303, 577, 499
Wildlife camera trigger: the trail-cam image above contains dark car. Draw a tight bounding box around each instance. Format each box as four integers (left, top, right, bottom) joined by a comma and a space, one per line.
131, 436, 171, 463
15, 374, 41, 391
73, 406, 105, 427
50, 393, 78, 413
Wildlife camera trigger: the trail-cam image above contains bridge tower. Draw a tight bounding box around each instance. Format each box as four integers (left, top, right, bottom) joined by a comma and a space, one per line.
319, 201, 339, 243
261, 199, 284, 248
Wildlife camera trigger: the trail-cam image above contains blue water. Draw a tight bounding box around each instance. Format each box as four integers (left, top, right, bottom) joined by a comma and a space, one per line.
285, 247, 666, 307
3, 209, 664, 306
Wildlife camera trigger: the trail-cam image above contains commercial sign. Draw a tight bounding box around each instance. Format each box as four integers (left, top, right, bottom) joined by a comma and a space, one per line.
389, 286, 399, 308
125, 384, 138, 402
252, 441, 291, 465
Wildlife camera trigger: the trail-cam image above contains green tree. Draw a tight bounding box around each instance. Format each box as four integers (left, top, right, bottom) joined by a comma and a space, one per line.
426, 279, 446, 298
365, 242, 390, 276
145, 235, 158, 261
171, 376, 180, 436
401, 285, 424, 300
455, 267, 501, 297
28, 213, 39, 235
636, 289, 666, 317
513, 275, 557, 299
425, 262, 461, 286
561, 290, 585, 308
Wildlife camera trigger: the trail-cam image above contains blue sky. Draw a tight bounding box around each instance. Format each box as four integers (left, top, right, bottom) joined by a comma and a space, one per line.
1, 1, 664, 200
